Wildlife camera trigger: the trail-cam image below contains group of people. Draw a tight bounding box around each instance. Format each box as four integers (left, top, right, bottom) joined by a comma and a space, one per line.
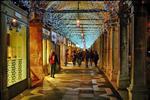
71, 49, 99, 67
49, 49, 99, 78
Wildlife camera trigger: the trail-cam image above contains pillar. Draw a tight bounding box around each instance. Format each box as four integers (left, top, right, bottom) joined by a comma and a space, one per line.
104, 30, 108, 73
106, 27, 113, 80
112, 24, 120, 84
100, 34, 104, 69
0, 8, 9, 100
106, 29, 109, 76
117, 13, 130, 89
128, 2, 148, 99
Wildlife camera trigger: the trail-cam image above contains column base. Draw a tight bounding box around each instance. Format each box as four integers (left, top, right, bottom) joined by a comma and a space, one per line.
28, 78, 31, 88
111, 70, 118, 81
128, 85, 149, 100
2, 88, 9, 100
117, 74, 130, 89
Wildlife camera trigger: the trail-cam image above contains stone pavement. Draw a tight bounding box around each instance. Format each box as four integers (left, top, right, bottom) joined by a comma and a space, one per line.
13, 63, 122, 100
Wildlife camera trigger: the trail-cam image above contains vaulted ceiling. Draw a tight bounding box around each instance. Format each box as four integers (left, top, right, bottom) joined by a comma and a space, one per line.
11, 0, 119, 48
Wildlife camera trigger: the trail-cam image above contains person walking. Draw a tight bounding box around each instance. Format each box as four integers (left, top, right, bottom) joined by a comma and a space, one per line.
77, 50, 82, 67
72, 50, 77, 66
89, 49, 94, 66
93, 51, 99, 67
49, 51, 59, 78
65, 49, 69, 66
85, 49, 90, 67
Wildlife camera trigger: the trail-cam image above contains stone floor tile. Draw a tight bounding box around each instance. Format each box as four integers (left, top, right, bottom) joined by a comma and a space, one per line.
93, 85, 100, 91
62, 95, 78, 100
65, 91, 79, 95
13, 64, 122, 100
92, 79, 97, 84
79, 93, 94, 98
105, 88, 113, 94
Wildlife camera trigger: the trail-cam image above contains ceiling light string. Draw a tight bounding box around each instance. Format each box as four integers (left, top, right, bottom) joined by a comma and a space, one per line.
90, 1, 102, 23
76, 1, 80, 27
90, 1, 103, 37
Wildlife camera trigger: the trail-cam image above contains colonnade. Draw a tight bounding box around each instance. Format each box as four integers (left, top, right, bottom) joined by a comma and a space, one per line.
94, 1, 149, 100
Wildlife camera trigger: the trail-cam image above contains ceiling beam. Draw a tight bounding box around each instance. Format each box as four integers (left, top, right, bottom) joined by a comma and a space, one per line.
49, 0, 115, 1
69, 30, 100, 32
46, 9, 108, 13
60, 26, 100, 28
61, 18, 104, 20
64, 24, 102, 25
71, 33, 98, 35
70, 31, 99, 32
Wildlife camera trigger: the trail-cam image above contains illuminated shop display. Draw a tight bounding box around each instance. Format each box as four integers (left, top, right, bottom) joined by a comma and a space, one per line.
42, 28, 50, 66
7, 17, 27, 87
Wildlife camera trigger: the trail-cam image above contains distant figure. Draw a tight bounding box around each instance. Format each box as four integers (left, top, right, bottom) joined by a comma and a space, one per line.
65, 49, 69, 66
89, 49, 94, 66
77, 50, 82, 67
85, 49, 90, 67
49, 51, 59, 78
72, 50, 77, 66
93, 51, 99, 67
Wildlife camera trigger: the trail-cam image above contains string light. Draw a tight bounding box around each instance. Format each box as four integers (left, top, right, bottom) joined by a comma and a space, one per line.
12, 19, 17, 23
76, 19, 80, 27
43, 1, 118, 49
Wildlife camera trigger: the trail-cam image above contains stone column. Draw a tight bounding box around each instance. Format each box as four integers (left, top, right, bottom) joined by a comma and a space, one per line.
106, 30, 109, 74
99, 35, 103, 69
101, 34, 105, 70
117, 14, 130, 89
103, 31, 107, 72
110, 27, 113, 80
106, 29, 110, 77
0, 10, 9, 100
112, 25, 120, 84
128, 3, 148, 100
107, 27, 113, 80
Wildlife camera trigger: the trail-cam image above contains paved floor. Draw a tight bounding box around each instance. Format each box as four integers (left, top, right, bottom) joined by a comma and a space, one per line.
13, 63, 122, 100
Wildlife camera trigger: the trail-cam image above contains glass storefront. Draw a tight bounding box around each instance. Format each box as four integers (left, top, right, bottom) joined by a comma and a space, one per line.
42, 28, 51, 75
7, 17, 27, 87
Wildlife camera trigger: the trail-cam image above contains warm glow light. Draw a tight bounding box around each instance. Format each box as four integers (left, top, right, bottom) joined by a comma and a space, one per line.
76, 44, 79, 47
12, 19, 17, 23
76, 19, 80, 27
81, 33, 84, 37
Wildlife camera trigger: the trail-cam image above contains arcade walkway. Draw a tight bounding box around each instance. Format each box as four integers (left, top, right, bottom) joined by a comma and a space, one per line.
13, 63, 122, 100
1, 1, 150, 100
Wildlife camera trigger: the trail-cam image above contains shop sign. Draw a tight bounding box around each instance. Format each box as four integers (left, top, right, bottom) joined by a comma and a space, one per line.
63, 38, 67, 45
59, 36, 64, 44
51, 31, 57, 44
56, 34, 64, 44
15, 12, 22, 19
42, 28, 50, 39
42, 28, 50, 36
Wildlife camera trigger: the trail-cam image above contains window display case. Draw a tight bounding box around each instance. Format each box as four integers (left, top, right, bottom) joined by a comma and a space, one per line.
6, 17, 27, 87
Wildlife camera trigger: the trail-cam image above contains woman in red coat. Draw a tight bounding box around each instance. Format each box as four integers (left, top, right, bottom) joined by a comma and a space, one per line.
49, 51, 59, 78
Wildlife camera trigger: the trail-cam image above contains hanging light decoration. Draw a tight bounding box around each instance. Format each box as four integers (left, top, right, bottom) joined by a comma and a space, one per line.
76, 1, 80, 27
44, 1, 119, 49
76, 19, 80, 27
12, 18, 17, 23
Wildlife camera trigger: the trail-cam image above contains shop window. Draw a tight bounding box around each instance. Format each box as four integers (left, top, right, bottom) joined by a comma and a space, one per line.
6, 17, 27, 87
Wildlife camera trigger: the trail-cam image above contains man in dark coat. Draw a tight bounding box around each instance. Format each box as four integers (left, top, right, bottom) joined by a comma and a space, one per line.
85, 49, 90, 67
93, 51, 99, 67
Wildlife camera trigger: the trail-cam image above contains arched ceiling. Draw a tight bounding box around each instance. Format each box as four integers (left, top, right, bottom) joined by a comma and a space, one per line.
42, 1, 119, 48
